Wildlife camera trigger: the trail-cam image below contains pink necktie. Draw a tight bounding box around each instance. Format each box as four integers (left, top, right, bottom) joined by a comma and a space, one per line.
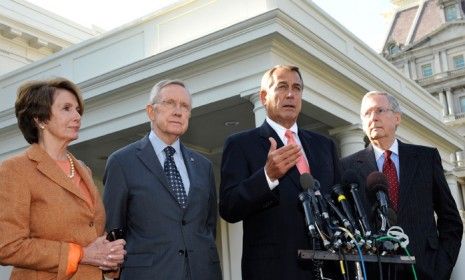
383, 150, 399, 211
285, 130, 310, 174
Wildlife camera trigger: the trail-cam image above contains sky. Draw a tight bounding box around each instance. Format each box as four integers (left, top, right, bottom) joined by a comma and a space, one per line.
27, 0, 396, 52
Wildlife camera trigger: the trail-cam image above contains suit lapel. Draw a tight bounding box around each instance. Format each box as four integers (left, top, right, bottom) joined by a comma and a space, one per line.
355, 145, 378, 179
135, 136, 178, 202
398, 141, 418, 213
71, 154, 97, 211
27, 144, 89, 205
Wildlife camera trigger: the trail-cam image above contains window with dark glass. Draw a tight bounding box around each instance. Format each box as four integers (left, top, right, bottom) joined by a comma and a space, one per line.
388, 44, 400, 55
453, 55, 465, 69
445, 5, 458, 21
459, 96, 465, 112
421, 64, 433, 77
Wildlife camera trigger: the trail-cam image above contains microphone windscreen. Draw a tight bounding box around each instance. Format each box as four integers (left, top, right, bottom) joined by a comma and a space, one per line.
300, 173, 313, 191
366, 171, 389, 201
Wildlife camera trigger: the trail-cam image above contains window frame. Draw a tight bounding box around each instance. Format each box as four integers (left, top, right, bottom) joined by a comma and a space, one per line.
445, 4, 458, 22
421, 63, 433, 78
459, 95, 465, 113
453, 55, 465, 69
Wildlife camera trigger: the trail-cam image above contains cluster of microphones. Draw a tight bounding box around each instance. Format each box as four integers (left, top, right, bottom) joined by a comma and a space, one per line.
299, 170, 409, 257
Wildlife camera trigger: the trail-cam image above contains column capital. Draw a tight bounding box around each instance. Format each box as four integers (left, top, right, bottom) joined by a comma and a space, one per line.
328, 123, 363, 137
240, 88, 266, 127
329, 124, 366, 158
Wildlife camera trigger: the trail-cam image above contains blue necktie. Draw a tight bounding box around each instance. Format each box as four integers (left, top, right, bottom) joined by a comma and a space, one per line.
163, 146, 188, 208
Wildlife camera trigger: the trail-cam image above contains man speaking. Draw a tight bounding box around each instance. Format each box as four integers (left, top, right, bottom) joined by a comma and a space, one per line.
220, 65, 340, 279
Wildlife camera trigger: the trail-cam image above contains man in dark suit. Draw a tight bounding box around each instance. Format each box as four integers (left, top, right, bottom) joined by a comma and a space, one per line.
103, 80, 222, 280
220, 65, 341, 279
341, 91, 463, 280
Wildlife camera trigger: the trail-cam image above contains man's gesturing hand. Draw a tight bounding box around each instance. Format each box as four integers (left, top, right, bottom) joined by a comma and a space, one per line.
265, 137, 302, 181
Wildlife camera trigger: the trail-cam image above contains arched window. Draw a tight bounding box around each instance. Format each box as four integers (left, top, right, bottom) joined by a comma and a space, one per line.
388, 44, 400, 55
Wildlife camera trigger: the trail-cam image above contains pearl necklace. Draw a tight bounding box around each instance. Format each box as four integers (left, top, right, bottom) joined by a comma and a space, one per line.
66, 153, 75, 178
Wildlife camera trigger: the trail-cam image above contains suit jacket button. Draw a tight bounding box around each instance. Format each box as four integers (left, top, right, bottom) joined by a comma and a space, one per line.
178, 250, 184, 256
182, 220, 186, 225
89, 221, 94, 227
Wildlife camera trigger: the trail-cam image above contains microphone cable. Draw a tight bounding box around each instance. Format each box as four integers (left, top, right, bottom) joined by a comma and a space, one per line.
375, 226, 418, 280
338, 227, 367, 280
338, 250, 349, 280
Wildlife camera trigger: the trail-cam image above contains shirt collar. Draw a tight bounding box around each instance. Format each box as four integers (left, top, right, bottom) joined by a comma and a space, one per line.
373, 139, 399, 160
149, 130, 181, 156
266, 117, 298, 138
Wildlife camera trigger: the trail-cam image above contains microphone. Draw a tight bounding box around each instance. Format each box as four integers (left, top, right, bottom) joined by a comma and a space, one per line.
300, 173, 332, 249
366, 171, 389, 216
366, 172, 394, 234
331, 184, 358, 232
311, 177, 343, 250
299, 174, 317, 238
342, 169, 372, 237
324, 193, 351, 230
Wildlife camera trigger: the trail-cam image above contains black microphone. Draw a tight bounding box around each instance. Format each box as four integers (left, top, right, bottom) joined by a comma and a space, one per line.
324, 193, 351, 230
342, 169, 372, 237
300, 173, 333, 249
332, 184, 358, 232
299, 174, 317, 237
366, 171, 389, 216
366, 172, 394, 234
311, 176, 342, 249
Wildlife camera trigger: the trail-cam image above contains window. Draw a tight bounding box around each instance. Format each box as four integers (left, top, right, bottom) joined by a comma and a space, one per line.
445, 5, 458, 21
460, 96, 465, 112
421, 64, 433, 78
453, 55, 465, 69
388, 44, 400, 55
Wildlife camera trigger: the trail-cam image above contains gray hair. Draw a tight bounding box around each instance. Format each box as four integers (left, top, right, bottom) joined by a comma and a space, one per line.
361, 91, 402, 116
149, 79, 191, 104
260, 65, 304, 92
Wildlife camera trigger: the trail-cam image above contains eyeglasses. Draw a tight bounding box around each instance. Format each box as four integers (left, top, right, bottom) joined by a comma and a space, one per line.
155, 99, 191, 113
361, 107, 394, 119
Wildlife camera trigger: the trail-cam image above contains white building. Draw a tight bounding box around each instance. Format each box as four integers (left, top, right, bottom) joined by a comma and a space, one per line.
1, 0, 464, 279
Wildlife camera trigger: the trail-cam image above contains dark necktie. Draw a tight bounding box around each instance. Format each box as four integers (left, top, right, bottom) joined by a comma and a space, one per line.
383, 150, 399, 211
163, 146, 188, 208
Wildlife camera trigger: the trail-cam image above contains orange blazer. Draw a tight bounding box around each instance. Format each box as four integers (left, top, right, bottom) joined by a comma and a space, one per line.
0, 144, 106, 280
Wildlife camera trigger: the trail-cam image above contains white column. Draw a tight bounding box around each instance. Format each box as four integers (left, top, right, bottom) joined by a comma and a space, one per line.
438, 90, 448, 116
446, 172, 464, 211
403, 60, 410, 78
329, 124, 366, 158
434, 51, 442, 73
250, 93, 266, 127
409, 59, 418, 80
441, 51, 449, 72
446, 88, 455, 116
220, 219, 242, 280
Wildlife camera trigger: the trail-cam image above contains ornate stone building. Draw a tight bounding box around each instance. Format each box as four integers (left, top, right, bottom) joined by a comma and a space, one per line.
383, 0, 465, 133
382, 1, 465, 277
